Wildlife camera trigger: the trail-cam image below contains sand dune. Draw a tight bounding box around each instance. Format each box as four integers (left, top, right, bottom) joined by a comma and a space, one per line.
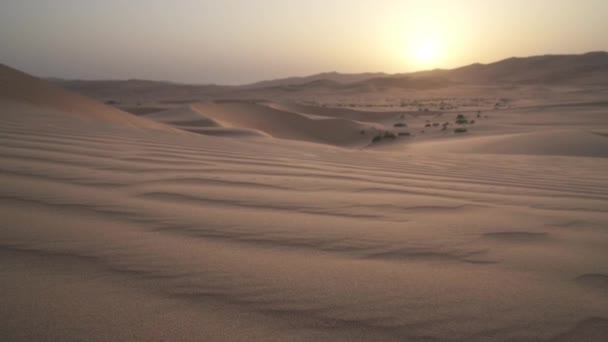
410, 129, 608, 158
2, 94, 608, 340
140, 105, 222, 127
2, 63, 608, 341
136, 105, 268, 137
53, 52, 608, 105
265, 102, 404, 123
185, 102, 378, 147
0, 64, 175, 130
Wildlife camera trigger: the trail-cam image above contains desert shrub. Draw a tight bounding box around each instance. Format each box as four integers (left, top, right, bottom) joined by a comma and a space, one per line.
456, 114, 465, 120
432, 122, 440, 127
372, 135, 382, 143
455, 118, 469, 125
398, 132, 411, 137
425, 123, 431, 127
383, 131, 397, 139
454, 128, 468, 133
394, 122, 407, 127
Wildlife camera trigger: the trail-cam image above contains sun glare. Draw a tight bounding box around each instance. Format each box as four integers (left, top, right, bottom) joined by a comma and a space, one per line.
402, 21, 446, 70
412, 40, 440, 66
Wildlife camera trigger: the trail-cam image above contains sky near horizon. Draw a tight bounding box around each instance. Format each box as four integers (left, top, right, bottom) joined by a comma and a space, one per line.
1, 0, 607, 84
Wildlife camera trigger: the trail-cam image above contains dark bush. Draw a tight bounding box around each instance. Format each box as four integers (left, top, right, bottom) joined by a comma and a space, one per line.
455, 118, 469, 125
398, 132, 411, 137
394, 122, 407, 127
383, 131, 397, 139
454, 128, 468, 133
372, 135, 382, 143
425, 123, 432, 127
432, 123, 440, 127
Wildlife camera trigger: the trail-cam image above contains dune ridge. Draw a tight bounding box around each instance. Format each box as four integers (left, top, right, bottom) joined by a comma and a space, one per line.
2, 97, 608, 340
0, 64, 176, 131
1, 62, 608, 341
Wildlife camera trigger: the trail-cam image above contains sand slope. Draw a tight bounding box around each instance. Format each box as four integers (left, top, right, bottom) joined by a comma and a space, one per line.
137, 105, 269, 137
265, 102, 404, 123
410, 129, 608, 158
187, 102, 377, 147
1, 99, 608, 341
0, 64, 174, 130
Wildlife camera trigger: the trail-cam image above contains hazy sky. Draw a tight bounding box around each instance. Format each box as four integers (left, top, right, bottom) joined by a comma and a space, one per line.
1, 0, 607, 84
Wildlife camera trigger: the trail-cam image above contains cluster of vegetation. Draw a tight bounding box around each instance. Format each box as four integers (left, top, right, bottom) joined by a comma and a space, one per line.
371, 131, 401, 143
394, 122, 407, 127
383, 131, 397, 139
455, 114, 469, 125
454, 128, 468, 133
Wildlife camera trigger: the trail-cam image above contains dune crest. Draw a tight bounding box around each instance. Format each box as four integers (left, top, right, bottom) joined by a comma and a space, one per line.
2, 60, 608, 341
0, 64, 175, 131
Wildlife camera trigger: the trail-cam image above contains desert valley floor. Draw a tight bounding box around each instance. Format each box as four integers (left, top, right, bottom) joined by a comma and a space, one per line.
1, 63, 608, 341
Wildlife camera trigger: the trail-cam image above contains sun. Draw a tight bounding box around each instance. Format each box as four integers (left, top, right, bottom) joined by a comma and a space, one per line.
412, 40, 440, 66
390, 17, 454, 70
403, 24, 445, 69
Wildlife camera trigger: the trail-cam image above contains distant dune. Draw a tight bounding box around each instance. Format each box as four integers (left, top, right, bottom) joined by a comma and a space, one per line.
187, 102, 377, 147
243, 71, 389, 88
138, 105, 269, 138
0, 64, 175, 131
412, 51, 608, 85
410, 129, 608, 158
51, 52, 608, 102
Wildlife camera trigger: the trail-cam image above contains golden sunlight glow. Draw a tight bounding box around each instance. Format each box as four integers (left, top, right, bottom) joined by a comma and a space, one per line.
397, 16, 450, 70
412, 39, 441, 66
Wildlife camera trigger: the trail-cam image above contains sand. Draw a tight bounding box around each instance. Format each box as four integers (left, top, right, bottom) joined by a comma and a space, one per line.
1, 65, 608, 341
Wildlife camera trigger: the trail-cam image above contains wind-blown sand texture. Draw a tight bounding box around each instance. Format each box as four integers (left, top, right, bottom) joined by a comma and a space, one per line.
2, 63, 608, 341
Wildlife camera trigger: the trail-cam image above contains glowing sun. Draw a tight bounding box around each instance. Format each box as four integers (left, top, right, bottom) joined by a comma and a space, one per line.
404, 24, 445, 68
412, 40, 440, 65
